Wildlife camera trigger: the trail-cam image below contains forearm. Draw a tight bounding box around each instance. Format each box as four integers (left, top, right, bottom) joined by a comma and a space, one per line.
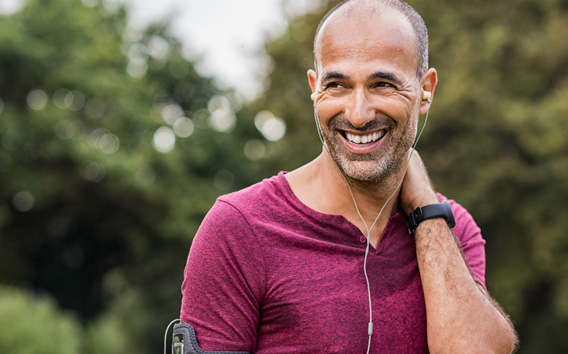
400, 151, 517, 353
415, 218, 518, 354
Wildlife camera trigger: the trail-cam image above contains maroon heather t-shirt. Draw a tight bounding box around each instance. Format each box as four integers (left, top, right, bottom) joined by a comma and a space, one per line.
181, 172, 486, 354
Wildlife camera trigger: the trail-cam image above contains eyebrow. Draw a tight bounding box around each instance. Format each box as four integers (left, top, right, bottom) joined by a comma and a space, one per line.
321, 71, 349, 82
321, 71, 402, 86
368, 71, 402, 86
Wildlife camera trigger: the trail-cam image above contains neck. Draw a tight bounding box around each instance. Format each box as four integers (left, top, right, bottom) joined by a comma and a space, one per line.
285, 149, 408, 246
315, 150, 406, 231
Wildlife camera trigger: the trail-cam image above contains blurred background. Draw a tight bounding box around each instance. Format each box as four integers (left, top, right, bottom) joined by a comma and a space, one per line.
0, 0, 567, 353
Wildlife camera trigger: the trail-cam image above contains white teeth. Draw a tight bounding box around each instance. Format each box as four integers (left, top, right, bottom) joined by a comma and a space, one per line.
345, 131, 385, 145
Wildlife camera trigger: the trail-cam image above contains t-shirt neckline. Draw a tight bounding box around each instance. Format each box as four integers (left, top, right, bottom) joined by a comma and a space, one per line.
273, 171, 407, 253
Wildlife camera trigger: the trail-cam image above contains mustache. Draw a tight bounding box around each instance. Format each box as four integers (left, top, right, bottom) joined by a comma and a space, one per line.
323, 114, 396, 132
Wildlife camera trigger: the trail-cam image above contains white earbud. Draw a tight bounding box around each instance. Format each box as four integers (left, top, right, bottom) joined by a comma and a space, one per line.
423, 91, 432, 103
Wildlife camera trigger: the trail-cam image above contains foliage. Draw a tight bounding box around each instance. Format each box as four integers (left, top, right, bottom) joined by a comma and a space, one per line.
416, 1, 568, 352
1, 0, 567, 353
0, 286, 81, 354
0, 0, 262, 353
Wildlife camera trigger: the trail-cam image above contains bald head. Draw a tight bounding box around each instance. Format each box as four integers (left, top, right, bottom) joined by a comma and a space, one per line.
313, 0, 429, 79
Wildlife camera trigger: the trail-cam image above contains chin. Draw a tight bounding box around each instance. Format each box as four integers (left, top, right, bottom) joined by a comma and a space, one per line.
338, 160, 390, 183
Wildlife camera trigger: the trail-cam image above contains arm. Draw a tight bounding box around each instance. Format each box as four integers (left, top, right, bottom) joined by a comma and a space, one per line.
180, 200, 264, 353
400, 150, 518, 354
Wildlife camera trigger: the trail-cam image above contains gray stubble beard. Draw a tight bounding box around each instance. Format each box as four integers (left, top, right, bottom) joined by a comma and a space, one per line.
315, 111, 417, 185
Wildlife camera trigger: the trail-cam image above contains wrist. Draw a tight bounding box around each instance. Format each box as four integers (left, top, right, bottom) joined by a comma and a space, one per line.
407, 200, 455, 234
403, 192, 439, 215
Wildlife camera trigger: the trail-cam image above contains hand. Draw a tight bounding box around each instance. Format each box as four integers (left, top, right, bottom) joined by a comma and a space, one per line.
399, 149, 439, 215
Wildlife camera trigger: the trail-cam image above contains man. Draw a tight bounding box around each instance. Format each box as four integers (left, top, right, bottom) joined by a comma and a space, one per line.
178, 0, 518, 353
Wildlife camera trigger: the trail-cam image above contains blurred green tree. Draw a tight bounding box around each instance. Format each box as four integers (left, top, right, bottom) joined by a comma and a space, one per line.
0, 286, 81, 354
0, 0, 265, 352
2, 0, 568, 353
416, 1, 568, 352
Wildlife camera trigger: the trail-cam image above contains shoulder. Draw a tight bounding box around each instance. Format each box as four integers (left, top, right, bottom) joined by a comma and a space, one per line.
195, 172, 290, 238
216, 172, 290, 216
187, 177, 283, 273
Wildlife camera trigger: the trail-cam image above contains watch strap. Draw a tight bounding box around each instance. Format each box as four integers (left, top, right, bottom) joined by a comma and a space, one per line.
408, 200, 455, 232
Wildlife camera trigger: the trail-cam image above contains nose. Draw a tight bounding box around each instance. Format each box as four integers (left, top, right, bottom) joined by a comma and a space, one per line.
345, 89, 375, 128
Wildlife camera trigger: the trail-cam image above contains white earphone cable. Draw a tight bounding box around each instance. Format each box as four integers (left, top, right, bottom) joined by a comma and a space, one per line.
314, 98, 431, 354
164, 318, 180, 354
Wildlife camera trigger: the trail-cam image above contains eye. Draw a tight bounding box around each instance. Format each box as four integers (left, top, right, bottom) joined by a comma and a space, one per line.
371, 81, 397, 93
325, 82, 346, 90
373, 82, 395, 89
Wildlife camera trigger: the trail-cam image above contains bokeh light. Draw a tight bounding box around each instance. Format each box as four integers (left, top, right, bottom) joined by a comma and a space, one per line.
55, 120, 80, 140
68, 91, 85, 111
12, 191, 35, 212
0, 0, 25, 15
193, 109, 210, 129
173, 117, 194, 138
208, 108, 236, 132
97, 133, 120, 154
207, 95, 237, 133
80, 161, 106, 183
80, 0, 97, 8
160, 103, 184, 126
127, 42, 148, 78
225, 92, 243, 112
152, 126, 176, 153
101, 0, 121, 16
127, 60, 147, 78
254, 111, 286, 141
243, 139, 266, 161
27, 89, 48, 110
53, 88, 70, 109
53, 88, 85, 110
84, 98, 106, 119
207, 95, 231, 113
147, 36, 170, 60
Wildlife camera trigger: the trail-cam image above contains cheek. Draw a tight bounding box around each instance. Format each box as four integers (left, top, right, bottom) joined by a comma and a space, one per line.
381, 95, 415, 111
383, 99, 418, 123
316, 94, 417, 124
315, 98, 345, 123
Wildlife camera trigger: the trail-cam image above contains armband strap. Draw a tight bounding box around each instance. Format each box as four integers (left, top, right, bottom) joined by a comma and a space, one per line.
173, 322, 251, 354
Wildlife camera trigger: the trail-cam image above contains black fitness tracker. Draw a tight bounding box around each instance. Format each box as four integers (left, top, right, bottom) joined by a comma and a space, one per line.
408, 200, 455, 233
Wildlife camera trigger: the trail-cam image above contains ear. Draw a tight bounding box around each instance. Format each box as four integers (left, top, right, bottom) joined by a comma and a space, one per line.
419, 68, 438, 115
307, 69, 318, 94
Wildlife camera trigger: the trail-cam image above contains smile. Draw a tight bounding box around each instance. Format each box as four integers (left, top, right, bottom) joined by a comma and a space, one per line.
344, 130, 385, 145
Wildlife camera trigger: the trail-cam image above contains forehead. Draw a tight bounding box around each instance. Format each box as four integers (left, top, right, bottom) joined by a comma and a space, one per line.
316, 7, 418, 76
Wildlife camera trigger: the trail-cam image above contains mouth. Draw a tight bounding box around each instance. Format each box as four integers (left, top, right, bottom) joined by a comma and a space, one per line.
343, 130, 386, 145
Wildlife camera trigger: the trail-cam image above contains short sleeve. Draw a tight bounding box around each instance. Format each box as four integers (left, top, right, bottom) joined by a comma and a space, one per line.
445, 198, 487, 291
180, 200, 265, 352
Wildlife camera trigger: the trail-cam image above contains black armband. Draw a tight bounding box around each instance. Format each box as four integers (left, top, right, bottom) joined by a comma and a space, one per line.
173, 322, 251, 354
